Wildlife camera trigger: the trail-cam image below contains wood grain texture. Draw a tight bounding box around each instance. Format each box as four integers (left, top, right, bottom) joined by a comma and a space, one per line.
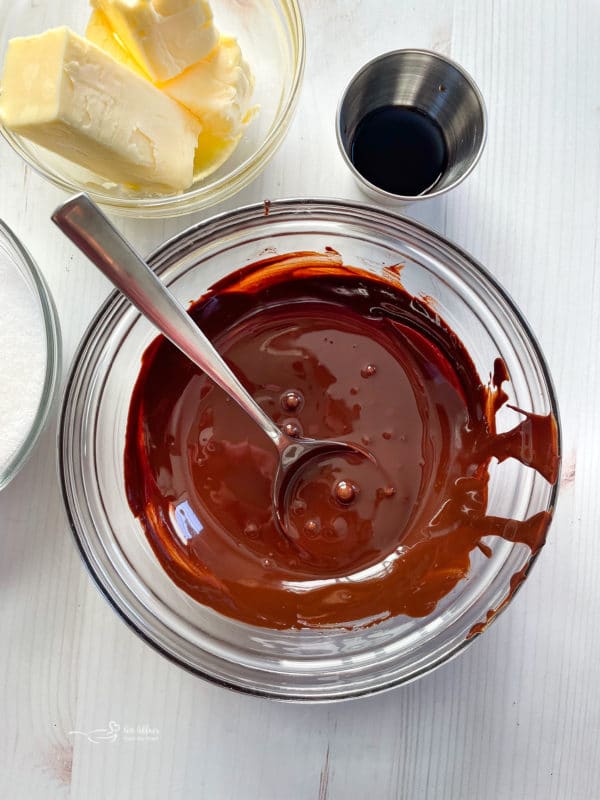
0, 0, 598, 798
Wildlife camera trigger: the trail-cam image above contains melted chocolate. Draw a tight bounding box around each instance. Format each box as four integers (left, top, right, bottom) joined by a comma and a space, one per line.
124, 252, 559, 630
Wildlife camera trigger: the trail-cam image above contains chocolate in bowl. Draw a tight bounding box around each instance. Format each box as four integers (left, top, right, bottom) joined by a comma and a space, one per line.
124, 252, 557, 630
59, 200, 560, 700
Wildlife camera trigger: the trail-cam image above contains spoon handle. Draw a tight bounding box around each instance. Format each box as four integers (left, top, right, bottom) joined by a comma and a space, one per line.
52, 194, 285, 450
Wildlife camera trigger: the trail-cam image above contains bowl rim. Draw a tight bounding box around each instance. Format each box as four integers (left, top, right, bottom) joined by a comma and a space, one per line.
0, 219, 62, 490
58, 198, 561, 701
0, 0, 306, 218
335, 48, 488, 203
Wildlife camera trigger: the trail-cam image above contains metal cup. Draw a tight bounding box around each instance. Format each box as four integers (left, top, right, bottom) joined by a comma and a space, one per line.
336, 49, 487, 204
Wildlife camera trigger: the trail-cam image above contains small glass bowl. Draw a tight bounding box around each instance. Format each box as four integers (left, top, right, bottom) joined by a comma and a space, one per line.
59, 200, 560, 700
0, 221, 61, 491
0, 0, 305, 218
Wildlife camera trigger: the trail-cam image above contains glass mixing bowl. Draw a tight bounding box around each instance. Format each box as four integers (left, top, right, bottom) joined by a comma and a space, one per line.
0, 1, 304, 218
59, 200, 560, 700
0, 221, 61, 491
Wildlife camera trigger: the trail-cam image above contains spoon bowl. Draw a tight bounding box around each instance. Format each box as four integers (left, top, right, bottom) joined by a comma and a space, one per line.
274, 436, 376, 533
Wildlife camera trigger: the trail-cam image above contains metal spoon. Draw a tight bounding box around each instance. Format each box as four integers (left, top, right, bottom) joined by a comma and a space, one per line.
52, 194, 371, 531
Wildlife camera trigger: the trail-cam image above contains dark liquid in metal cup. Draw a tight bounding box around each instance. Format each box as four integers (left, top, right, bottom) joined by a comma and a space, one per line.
350, 105, 448, 196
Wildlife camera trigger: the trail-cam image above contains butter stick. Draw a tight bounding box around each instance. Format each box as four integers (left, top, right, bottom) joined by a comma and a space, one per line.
0, 27, 201, 191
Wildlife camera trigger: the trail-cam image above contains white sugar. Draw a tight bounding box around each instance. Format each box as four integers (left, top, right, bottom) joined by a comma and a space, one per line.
0, 253, 47, 474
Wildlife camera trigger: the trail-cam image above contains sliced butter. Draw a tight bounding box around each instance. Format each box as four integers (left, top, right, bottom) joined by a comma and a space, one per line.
0, 27, 201, 191
85, 14, 257, 180
85, 9, 148, 79
91, 0, 218, 82
86, 17, 254, 141
162, 36, 255, 139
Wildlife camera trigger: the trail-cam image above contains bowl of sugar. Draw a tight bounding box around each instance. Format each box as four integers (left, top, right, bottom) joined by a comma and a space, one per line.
0, 221, 61, 491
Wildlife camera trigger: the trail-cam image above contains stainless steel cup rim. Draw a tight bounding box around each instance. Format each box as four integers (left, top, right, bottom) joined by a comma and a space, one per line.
335, 48, 488, 203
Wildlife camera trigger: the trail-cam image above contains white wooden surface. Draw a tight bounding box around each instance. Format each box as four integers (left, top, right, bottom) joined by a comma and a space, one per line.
0, 0, 598, 797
